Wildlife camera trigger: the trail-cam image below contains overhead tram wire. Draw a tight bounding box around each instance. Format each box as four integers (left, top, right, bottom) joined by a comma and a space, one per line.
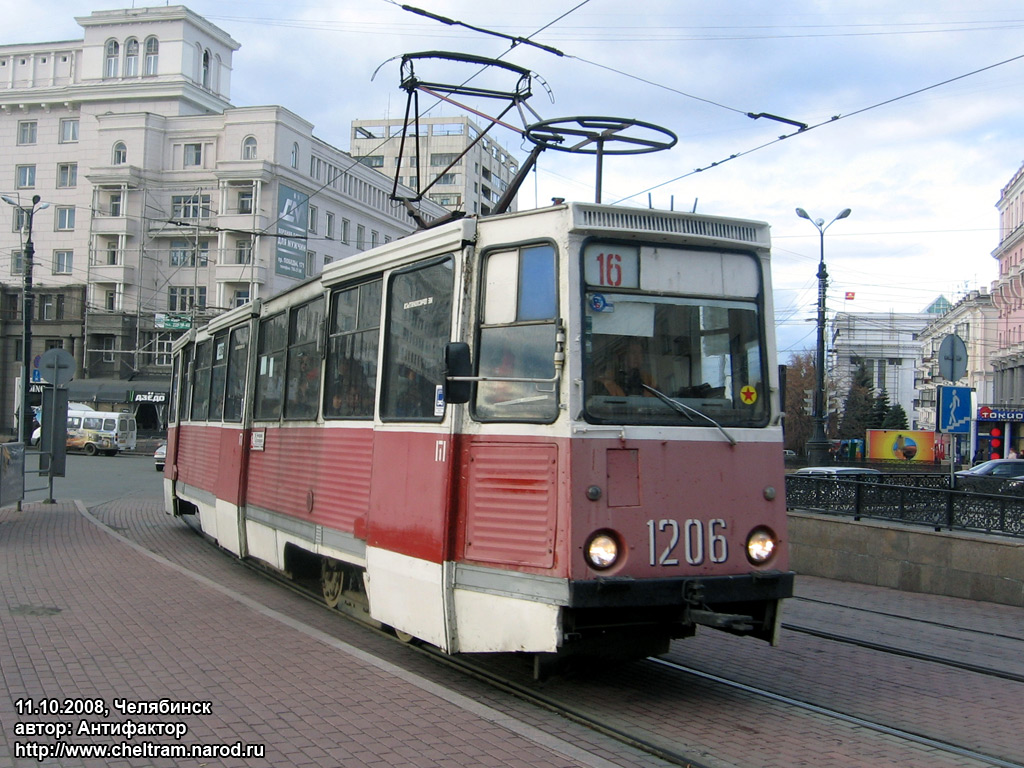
610, 49, 1024, 205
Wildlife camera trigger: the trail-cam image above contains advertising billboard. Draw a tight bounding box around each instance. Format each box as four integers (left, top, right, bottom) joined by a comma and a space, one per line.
865, 429, 938, 462
276, 184, 308, 280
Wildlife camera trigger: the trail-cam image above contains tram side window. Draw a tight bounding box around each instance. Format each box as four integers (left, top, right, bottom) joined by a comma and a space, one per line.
474, 244, 558, 422
208, 331, 229, 421
223, 325, 249, 422
254, 313, 287, 420
191, 340, 213, 421
169, 354, 179, 425
381, 258, 454, 421
325, 279, 381, 419
285, 297, 325, 420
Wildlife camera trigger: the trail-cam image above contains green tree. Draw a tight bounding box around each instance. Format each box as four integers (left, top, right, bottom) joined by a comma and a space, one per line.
839, 362, 873, 440
867, 390, 890, 430
881, 403, 909, 429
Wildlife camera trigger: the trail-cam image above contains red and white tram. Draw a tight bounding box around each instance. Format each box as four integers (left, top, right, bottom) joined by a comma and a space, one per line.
164, 201, 793, 663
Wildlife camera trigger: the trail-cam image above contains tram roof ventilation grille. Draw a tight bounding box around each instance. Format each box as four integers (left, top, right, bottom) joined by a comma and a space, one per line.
574, 206, 767, 246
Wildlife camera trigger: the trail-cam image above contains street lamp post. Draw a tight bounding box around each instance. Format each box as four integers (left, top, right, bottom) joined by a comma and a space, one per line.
3, 194, 49, 444
796, 206, 851, 466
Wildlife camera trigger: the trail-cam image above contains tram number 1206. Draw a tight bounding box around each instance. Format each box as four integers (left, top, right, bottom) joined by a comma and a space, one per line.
647, 518, 727, 566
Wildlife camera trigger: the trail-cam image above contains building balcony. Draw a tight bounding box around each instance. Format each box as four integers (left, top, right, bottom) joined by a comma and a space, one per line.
89, 263, 135, 284
215, 262, 267, 284
90, 215, 137, 237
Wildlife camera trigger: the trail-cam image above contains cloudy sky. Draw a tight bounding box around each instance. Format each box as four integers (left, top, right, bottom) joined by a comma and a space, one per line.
7, 1, 1024, 359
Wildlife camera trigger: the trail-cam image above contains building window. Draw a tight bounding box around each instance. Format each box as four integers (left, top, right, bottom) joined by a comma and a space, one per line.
104, 40, 119, 78
57, 163, 77, 188
16, 165, 35, 189
124, 38, 139, 76
53, 250, 73, 274
17, 121, 36, 145
356, 225, 365, 250
101, 336, 116, 362
11, 250, 24, 275
55, 207, 75, 231
341, 218, 350, 245
171, 194, 211, 219
170, 240, 208, 267
233, 289, 250, 307
104, 289, 118, 312
145, 37, 159, 75
308, 204, 318, 234
11, 209, 27, 232
357, 155, 384, 168
184, 143, 202, 167
109, 192, 123, 217
235, 238, 252, 264
325, 212, 335, 239
112, 142, 127, 165
40, 295, 55, 321
60, 119, 79, 143
371, 230, 379, 248
201, 49, 211, 89
154, 332, 172, 366
290, 143, 299, 169
168, 286, 206, 312
242, 136, 257, 160
238, 189, 253, 214
430, 153, 461, 167
436, 173, 459, 185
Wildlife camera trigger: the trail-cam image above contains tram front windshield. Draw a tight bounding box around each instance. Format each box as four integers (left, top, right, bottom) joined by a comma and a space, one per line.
583, 245, 768, 428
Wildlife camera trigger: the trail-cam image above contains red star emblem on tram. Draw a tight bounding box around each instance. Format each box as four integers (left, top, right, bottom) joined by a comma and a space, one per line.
740, 385, 757, 404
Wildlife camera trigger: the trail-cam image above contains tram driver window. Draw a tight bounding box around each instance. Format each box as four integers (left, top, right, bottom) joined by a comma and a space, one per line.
474, 244, 558, 422
381, 259, 454, 421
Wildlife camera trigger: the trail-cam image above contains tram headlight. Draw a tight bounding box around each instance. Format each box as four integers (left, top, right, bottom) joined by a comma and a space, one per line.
746, 527, 778, 564
584, 531, 620, 570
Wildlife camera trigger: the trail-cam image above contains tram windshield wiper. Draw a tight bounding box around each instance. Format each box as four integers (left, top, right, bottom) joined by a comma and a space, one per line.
642, 384, 737, 447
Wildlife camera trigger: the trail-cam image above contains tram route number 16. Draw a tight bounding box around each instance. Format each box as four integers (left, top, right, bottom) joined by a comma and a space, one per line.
595, 252, 623, 286
647, 518, 728, 566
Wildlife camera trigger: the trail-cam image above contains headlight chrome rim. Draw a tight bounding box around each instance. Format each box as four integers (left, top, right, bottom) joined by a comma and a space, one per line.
584, 530, 620, 570
746, 526, 778, 565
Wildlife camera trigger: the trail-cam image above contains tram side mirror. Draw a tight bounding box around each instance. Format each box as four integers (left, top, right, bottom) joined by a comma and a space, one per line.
444, 342, 472, 404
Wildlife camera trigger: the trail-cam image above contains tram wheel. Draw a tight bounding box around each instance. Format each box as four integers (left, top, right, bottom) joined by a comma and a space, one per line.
321, 558, 343, 608
393, 629, 416, 644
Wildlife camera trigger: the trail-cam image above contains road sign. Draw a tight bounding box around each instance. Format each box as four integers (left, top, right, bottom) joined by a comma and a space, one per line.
37, 347, 76, 387
937, 334, 967, 381
938, 385, 972, 434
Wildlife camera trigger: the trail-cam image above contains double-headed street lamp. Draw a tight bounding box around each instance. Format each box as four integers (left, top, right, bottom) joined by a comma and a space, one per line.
796, 206, 852, 466
3, 194, 50, 444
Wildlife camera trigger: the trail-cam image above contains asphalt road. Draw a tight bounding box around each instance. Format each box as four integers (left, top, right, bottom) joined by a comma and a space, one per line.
21, 447, 164, 507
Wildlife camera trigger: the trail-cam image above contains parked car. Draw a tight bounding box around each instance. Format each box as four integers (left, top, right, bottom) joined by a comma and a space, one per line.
956, 458, 1024, 479
783, 449, 797, 458
793, 467, 882, 477
955, 459, 1024, 492
154, 442, 167, 472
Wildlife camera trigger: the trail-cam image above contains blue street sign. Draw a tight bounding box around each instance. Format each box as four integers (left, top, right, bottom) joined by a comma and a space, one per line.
938, 385, 972, 434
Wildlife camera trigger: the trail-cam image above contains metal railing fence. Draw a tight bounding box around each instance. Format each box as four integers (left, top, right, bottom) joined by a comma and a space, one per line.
785, 473, 1024, 538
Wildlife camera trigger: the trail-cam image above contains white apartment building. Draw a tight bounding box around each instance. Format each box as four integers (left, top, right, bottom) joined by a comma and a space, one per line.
349, 115, 521, 217
0, 5, 442, 433
829, 302, 949, 429
914, 289, 997, 431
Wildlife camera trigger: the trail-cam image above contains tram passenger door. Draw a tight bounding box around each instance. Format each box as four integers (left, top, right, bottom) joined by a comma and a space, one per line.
364, 257, 460, 651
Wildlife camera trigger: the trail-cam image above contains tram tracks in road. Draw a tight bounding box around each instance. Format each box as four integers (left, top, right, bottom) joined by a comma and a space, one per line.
785, 595, 1024, 683
649, 657, 1024, 768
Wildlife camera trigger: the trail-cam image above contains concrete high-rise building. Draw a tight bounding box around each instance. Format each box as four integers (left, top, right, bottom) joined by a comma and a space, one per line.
0, 5, 442, 433
350, 115, 521, 217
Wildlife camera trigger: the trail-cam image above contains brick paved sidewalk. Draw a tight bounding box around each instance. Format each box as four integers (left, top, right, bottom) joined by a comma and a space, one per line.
0, 501, 644, 768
